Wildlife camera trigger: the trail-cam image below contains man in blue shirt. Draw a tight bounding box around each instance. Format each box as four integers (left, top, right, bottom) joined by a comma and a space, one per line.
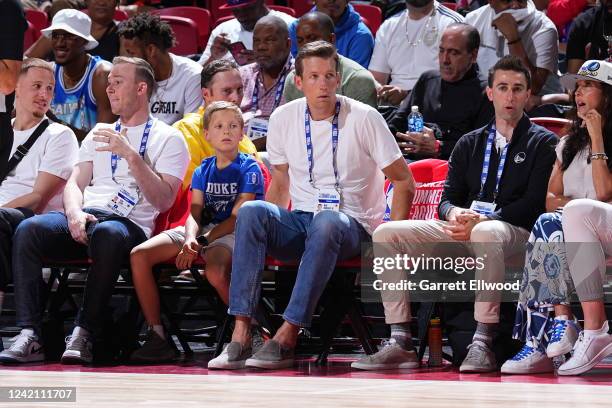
288, 0, 374, 68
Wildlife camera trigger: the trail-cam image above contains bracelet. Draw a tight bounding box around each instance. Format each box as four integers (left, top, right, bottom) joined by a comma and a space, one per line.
507, 38, 521, 45
590, 153, 609, 161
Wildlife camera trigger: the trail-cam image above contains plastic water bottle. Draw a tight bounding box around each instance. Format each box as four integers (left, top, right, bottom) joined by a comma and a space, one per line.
428, 317, 443, 367
407, 105, 424, 133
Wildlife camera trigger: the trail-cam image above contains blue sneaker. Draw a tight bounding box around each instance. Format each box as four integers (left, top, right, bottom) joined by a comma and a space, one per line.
547, 317, 580, 357
501, 340, 553, 374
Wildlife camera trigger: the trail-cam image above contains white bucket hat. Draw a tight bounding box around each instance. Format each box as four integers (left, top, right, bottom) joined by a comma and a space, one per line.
560, 60, 612, 90
41, 9, 99, 50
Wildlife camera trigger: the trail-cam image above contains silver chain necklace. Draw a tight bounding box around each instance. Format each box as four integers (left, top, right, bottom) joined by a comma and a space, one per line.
404, 8, 438, 47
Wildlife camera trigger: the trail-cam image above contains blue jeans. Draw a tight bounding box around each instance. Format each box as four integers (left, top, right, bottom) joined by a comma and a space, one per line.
228, 201, 370, 327
12, 208, 146, 335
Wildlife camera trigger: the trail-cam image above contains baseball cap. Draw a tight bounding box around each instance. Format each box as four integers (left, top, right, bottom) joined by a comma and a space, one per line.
560, 60, 612, 90
219, 0, 258, 10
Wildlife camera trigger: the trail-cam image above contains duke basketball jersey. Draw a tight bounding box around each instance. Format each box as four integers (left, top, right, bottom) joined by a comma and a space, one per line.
51, 55, 105, 132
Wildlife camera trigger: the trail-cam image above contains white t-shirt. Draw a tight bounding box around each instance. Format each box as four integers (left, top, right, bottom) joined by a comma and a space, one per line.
79, 117, 189, 237
197, 10, 296, 65
0, 118, 78, 212
465, 3, 558, 78
150, 53, 203, 125
267, 95, 403, 234
555, 136, 597, 200
369, 2, 463, 91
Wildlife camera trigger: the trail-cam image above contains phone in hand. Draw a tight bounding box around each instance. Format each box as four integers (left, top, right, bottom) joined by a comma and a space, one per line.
227, 41, 250, 66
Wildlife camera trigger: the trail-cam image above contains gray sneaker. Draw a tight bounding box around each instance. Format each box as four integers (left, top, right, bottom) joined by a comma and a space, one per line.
130, 330, 177, 364
351, 339, 419, 370
208, 342, 252, 370
61, 335, 93, 365
459, 341, 497, 373
245, 340, 294, 369
0, 331, 45, 364
251, 326, 269, 354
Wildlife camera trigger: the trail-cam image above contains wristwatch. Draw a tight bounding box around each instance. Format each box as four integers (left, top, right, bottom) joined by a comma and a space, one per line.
196, 235, 209, 247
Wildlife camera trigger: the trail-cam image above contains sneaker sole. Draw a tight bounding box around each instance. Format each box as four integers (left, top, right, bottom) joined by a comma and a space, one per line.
459, 364, 497, 373
0, 354, 45, 364
244, 357, 294, 370
546, 342, 575, 358
501, 364, 554, 375
351, 361, 420, 370
557, 342, 612, 376
61, 355, 92, 365
207, 359, 247, 370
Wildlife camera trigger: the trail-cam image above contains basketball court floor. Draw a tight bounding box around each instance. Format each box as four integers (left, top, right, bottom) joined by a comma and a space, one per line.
1, 355, 611, 407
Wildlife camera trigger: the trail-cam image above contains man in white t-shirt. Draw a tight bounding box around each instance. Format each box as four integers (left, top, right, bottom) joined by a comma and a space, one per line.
369, 0, 463, 106
118, 13, 203, 125
5, 57, 189, 365
208, 41, 416, 371
465, 0, 558, 95
0, 58, 78, 338
198, 0, 295, 67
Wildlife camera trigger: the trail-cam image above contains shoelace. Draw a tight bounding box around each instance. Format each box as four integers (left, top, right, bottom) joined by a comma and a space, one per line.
550, 320, 569, 343
9, 334, 35, 353
64, 335, 90, 351
572, 331, 589, 357
380, 338, 398, 349
512, 342, 538, 361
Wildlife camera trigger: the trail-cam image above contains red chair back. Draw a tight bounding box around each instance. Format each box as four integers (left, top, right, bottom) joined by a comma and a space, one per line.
268, 5, 296, 17
287, 0, 313, 17
352, 3, 381, 35
153, 185, 192, 235
159, 15, 200, 55
23, 21, 40, 51
113, 8, 129, 21
152, 7, 211, 51
383, 159, 449, 221
530, 117, 571, 137
25, 9, 48, 32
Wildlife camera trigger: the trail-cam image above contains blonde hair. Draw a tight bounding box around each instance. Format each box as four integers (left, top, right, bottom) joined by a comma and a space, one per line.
203, 101, 244, 130
19, 58, 54, 76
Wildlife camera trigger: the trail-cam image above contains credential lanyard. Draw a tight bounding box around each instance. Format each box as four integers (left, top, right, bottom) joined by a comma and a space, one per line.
251, 65, 289, 112
305, 100, 341, 190
111, 117, 153, 183
479, 124, 508, 201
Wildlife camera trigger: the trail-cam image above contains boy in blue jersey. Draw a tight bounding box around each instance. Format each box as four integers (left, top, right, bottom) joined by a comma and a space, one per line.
129, 101, 264, 363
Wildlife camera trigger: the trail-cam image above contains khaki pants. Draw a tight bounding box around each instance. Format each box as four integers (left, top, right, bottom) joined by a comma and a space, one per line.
374, 219, 529, 324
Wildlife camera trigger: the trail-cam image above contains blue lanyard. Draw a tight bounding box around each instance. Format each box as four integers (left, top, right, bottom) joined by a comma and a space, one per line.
111, 117, 153, 182
479, 125, 508, 201
305, 101, 341, 189
250, 65, 290, 113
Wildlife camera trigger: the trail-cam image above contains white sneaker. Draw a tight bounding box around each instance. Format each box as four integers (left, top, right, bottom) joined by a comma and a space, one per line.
558, 321, 612, 376
546, 317, 580, 357
61, 335, 93, 364
0, 331, 45, 363
501, 340, 554, 374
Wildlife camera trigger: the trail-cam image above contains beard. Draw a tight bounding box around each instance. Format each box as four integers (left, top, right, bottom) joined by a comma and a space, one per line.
406, 0, 432, 8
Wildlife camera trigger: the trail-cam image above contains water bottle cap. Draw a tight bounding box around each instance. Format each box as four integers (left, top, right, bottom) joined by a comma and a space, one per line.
411, 106, 419, 113
430, 318, 440, 325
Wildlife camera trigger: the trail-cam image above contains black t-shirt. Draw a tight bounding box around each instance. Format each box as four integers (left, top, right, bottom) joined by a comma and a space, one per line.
566, 5, 612, 62
0, 0, 27, 174
90, 22, 120, 63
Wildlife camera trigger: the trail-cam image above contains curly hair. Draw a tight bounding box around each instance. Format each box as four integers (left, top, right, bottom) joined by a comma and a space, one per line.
117, 13, 175, 51
562, 82, 612, 171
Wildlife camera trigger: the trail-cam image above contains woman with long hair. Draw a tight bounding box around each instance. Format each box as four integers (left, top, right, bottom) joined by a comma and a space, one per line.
502, 60, 612, 375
